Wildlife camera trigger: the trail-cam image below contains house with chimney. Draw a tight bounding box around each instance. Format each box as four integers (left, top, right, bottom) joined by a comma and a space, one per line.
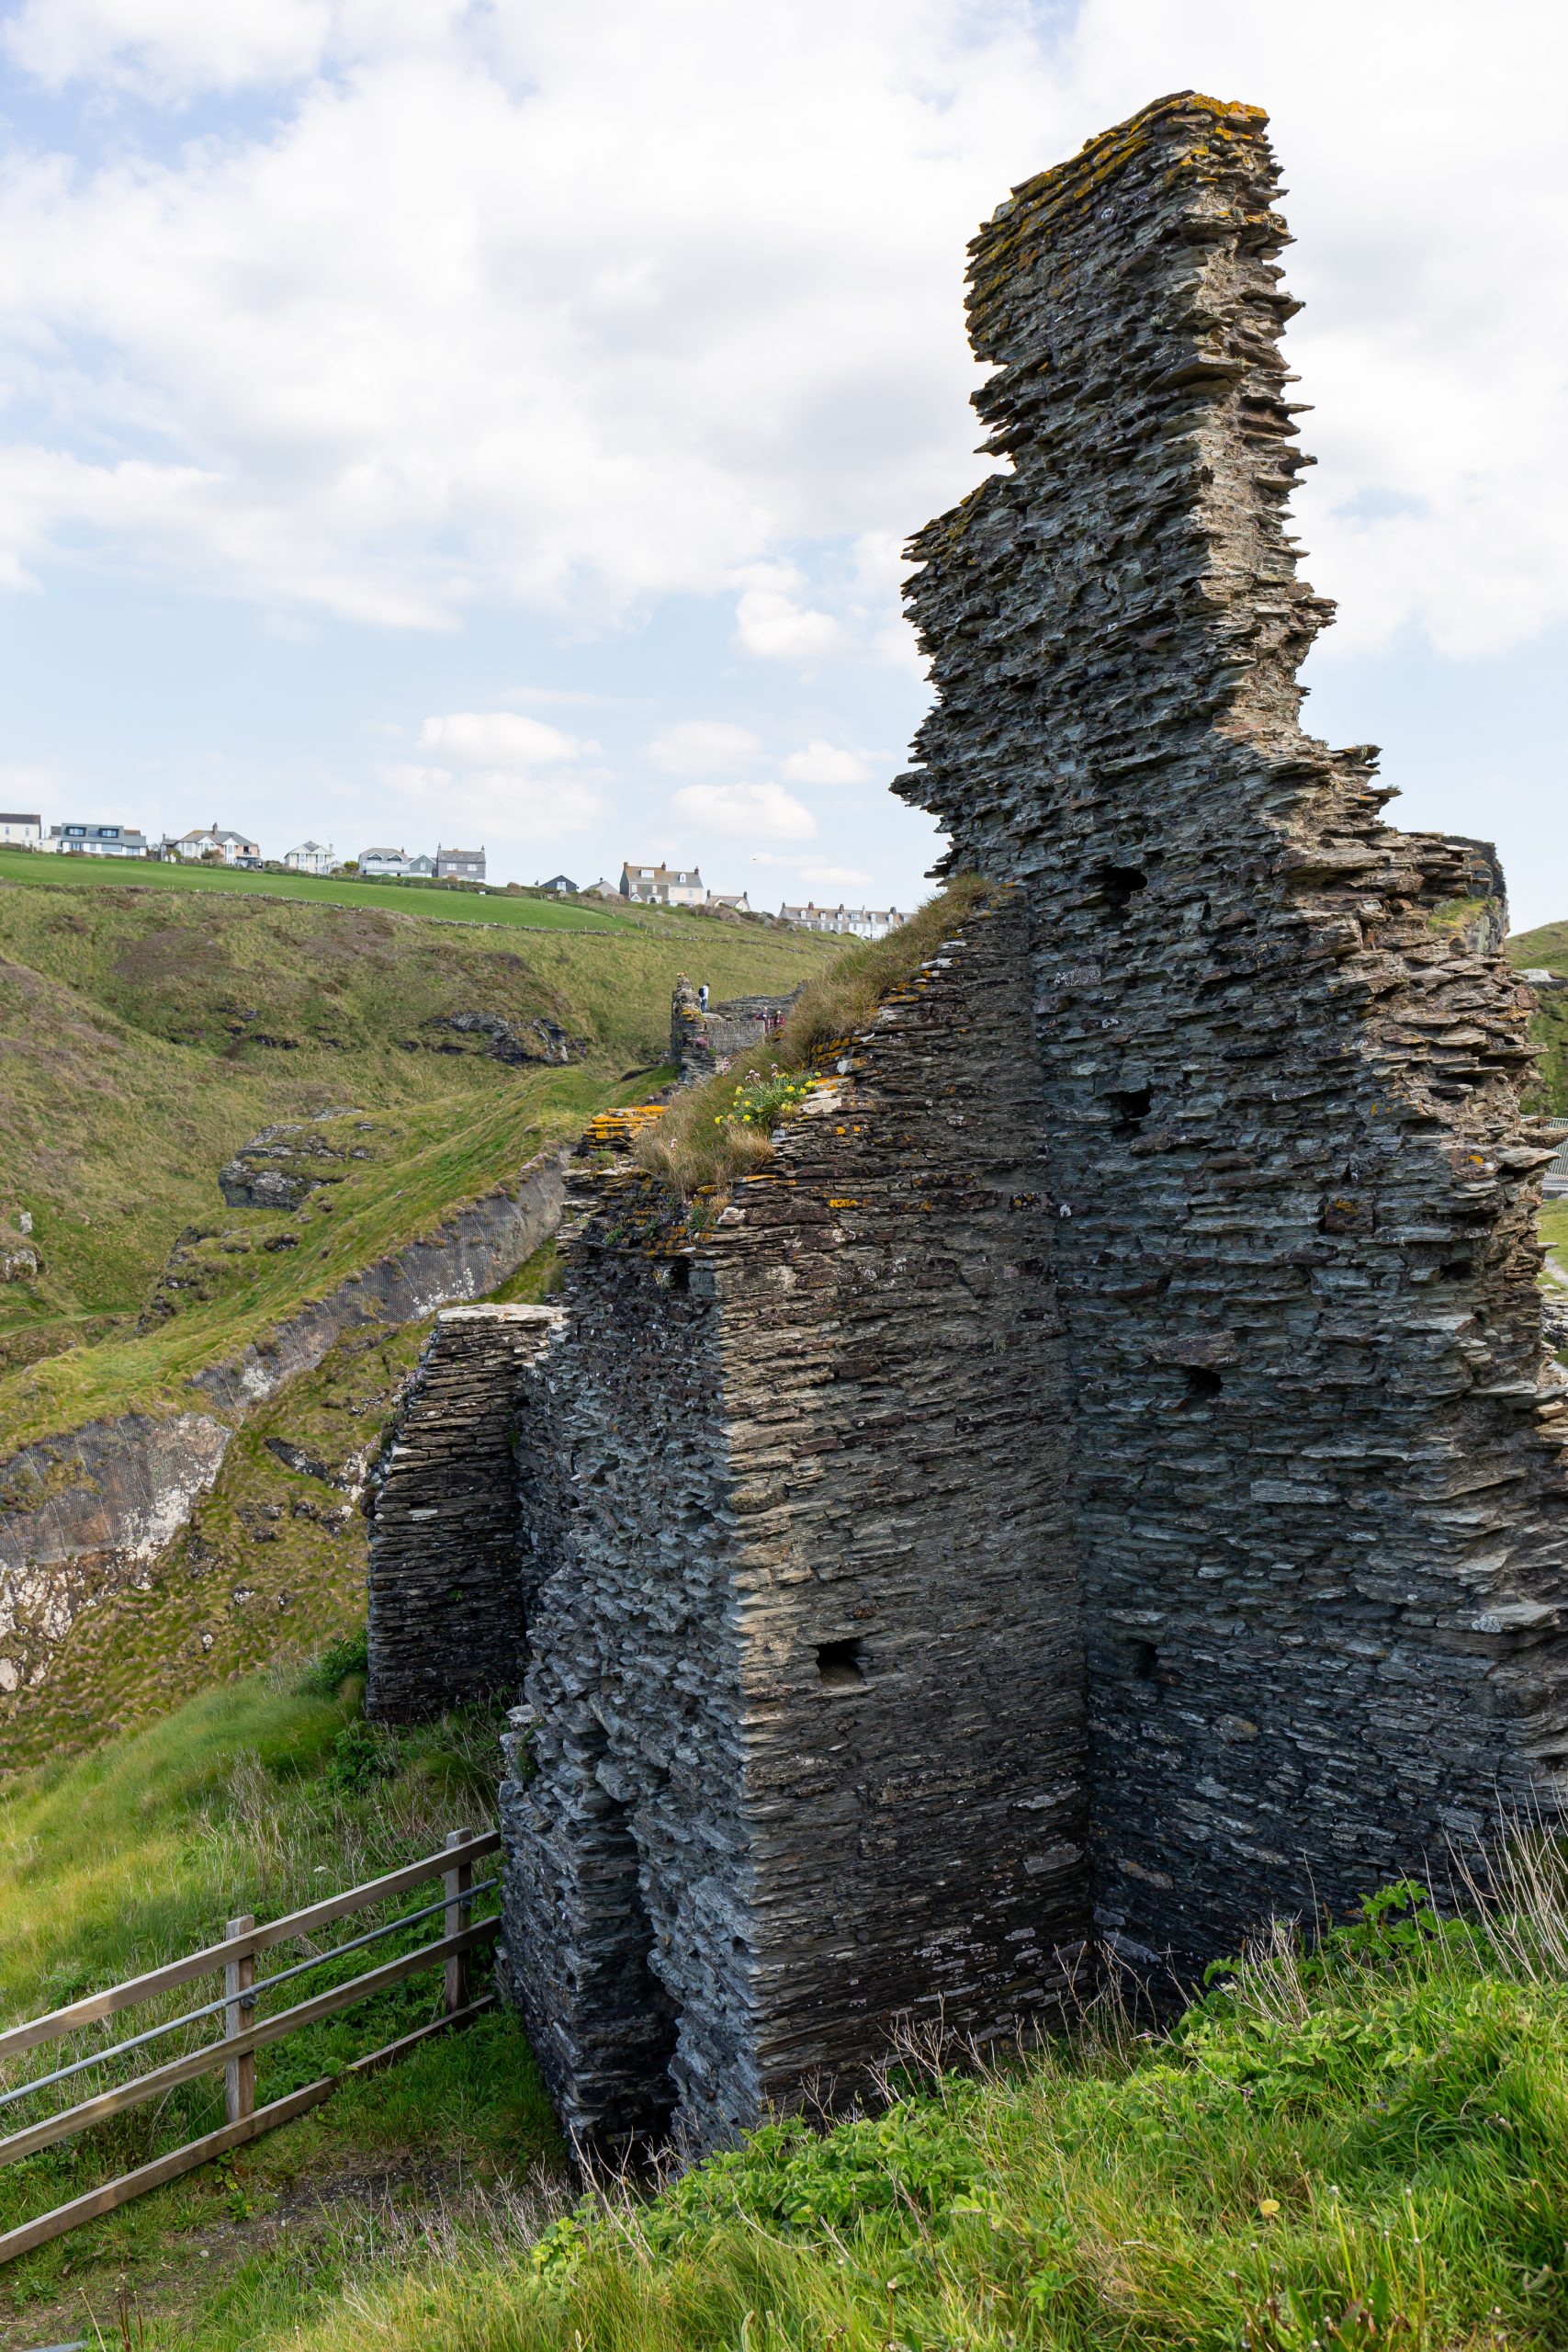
780, 901, 908, 940
620, 860, 705, 907
173, 824, 262, 866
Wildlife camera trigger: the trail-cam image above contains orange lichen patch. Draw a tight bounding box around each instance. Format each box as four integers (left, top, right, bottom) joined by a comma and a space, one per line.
964, 92, 1274, 359
583, 1103, 668, 1151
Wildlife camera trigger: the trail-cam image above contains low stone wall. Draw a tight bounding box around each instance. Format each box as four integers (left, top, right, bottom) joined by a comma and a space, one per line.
670, 978, 796, 1085
366, 1304, 562, 1722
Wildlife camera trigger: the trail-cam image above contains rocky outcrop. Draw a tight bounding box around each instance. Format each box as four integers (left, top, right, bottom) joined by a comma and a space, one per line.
424, 1012, 586, 1067
0, 1412, 231, 1701
191, 1145, 568, 1414
219, 1109, 375, 1210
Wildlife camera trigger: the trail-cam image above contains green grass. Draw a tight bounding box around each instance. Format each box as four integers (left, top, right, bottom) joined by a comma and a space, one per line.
1506, 922, 1568, 1113
0, 1657, 566, 2351
635, 876, 985, 1198
0, 848, 628, 932
27, 1844, 1568, 2352
1509, 922, 1568, 971
0, 868, 840, 1448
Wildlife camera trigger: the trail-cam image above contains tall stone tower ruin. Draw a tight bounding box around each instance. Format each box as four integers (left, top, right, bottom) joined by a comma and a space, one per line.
367, 92, 1568, 2158
897, 90, 1568, 1962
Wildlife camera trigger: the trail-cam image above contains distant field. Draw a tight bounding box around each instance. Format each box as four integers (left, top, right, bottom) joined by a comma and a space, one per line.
0, 849, 629, 932
1510, 921, 1568, 970
1509, 920, 1568, 1114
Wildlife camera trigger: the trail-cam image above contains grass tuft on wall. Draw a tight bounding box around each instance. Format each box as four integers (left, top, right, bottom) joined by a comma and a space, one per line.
633, 875, 988, 1200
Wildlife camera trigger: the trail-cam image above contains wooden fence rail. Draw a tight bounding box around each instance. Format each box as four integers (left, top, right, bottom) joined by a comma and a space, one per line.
0, 1826, 502, 2268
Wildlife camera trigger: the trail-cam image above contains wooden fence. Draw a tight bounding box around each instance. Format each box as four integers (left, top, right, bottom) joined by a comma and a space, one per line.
0, 1826, 502, 2267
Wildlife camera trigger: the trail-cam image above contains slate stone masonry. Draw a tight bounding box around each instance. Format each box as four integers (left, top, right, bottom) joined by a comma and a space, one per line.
897, 91, 1568, 1965
380, 91, 1568, 2157
502, 892, 1085, 2149
365, 1304, 561, 1722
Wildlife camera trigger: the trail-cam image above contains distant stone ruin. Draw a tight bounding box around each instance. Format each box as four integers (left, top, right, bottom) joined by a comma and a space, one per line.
669, 976, 798, 1085
365, 94, 1568, 2155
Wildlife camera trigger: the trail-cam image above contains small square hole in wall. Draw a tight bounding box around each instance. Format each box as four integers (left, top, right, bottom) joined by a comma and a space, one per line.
817, 1638, 866, 1690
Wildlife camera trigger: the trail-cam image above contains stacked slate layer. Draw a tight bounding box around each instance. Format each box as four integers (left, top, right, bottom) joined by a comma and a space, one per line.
897, 93, 1568, 1965
365, 1304, 561, 1722
670, 977, 798, 1085
502, 892, 1086, 2150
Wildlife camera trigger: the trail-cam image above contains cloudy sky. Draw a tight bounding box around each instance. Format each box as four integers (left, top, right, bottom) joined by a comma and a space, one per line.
0, 0, 1563, 922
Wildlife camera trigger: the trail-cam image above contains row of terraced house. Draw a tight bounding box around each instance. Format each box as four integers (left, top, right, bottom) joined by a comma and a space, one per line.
0, 814, 485, 881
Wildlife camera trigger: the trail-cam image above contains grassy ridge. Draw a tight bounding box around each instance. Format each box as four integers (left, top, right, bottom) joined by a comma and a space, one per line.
0, 847, 626, 930
0, 870, 840, 1449
1507, 921, 1568, 1114
0, 1660, 566, 2352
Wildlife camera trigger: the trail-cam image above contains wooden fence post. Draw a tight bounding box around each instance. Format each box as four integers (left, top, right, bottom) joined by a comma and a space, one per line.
225, 1915, 255, 2125
444, 1832, 473, 2015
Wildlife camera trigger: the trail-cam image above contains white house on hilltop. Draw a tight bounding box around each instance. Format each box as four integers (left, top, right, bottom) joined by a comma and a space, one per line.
621, 860, 705, 907
0, 813, 40, 847
780, 902, 908, 940
173, 824, 261, 866
285, 842, 340, 876
49, 821, 150, 858
360, 846, 411, 876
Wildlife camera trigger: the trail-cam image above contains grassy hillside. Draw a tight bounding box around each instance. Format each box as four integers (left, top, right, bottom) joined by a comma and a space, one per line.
0, 874, 840, 1445
1508, 920, 1568, 1114
0, 1245, 561, 1770
0, 1657, 566, 2352
3, 1668, 1568, 2348
0, 847, 626, 930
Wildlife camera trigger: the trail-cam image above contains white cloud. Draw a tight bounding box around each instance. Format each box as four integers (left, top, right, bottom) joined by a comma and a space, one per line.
4, 0, 333, 93
0, 0, 1557, 663
378, 759, 602, 842
733, 569, 844, 664
418, 711, 585, 766
646, 720, 761, 774
783, 740, 872, 786
384, 706, 599, 842
799, 863, 874, 888
671, 781, 816, 842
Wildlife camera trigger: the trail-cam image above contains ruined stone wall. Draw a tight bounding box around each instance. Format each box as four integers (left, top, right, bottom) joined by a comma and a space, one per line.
899, 93, 1568, 1964
670, 976, 796, 1085
503, 892, 1084, 2149
365, 1304, 560, 1722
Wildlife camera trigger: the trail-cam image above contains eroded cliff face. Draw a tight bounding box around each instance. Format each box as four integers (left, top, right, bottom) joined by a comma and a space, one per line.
898, 92, 1568, 1962
0, 1148, 569, 1747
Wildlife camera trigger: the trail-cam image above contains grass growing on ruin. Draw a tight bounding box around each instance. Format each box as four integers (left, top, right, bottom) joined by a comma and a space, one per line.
143, 1862, 1568, 2352
634, 876, 987, 1199
0, 1653, 566, 2352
